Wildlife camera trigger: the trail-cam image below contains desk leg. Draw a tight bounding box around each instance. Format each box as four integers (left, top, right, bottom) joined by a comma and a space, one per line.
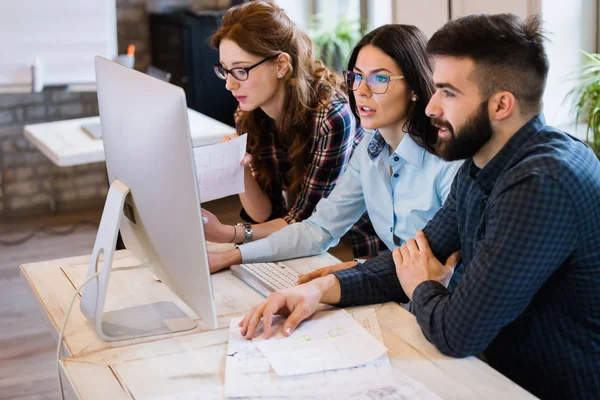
49, 165, 58, 213
116, 231, 125, 250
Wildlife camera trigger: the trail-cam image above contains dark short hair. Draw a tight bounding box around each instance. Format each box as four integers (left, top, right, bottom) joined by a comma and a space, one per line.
347, 24, 438, 154
427, 13, 549, 115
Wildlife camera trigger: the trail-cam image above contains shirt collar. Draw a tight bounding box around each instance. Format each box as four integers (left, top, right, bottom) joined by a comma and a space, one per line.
367, 130, 386, 160
367, 130, 426, 167
468, 113, 546, 194
395, 133, 426, 167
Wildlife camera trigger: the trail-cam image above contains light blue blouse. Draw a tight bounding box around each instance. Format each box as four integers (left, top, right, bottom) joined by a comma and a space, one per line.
240, 130, 463, 262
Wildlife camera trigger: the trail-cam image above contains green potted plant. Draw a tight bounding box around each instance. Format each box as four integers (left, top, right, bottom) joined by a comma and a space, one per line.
308, 16, 362, 71
569, 51, 600, 155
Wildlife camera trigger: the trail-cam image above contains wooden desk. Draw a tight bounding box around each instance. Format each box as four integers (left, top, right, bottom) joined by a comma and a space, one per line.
21, 250, 535, 399
23, 109, 236, 167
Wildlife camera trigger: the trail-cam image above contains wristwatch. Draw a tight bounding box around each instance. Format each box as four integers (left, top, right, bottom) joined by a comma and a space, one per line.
236, 223, 253, 243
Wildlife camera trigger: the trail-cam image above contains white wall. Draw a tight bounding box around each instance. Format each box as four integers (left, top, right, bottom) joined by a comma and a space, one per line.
391, 0, 534, 38
367, 0, 393, 31
0, 0, 117, 88
451, 0, 532, 19
393, 0, 448, 37
541, 0, 597, 126
275, 0, 313, 30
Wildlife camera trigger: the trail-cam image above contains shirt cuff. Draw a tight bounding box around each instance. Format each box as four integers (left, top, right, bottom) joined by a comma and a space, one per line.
238, 239, 275, 263
332, 268, 362, 306
412, 280, 449, 309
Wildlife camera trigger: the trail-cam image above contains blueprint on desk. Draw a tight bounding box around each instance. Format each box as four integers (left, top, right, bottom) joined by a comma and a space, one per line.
224, 308, 441, 399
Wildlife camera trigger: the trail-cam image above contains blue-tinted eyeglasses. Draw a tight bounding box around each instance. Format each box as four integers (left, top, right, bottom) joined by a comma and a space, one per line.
343, 70, 404, 94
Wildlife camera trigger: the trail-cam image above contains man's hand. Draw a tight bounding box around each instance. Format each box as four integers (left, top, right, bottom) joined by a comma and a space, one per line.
295, 261, 358, 285
239, 275, 340, 339
393, 231, 460, 300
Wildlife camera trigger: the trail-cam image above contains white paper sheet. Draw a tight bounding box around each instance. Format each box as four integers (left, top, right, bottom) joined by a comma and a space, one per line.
193, 134, 247, 203
253, 309, 388, 377
224, 309, 400, 399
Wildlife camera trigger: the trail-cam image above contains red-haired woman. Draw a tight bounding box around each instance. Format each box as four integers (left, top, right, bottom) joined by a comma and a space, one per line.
202, 1, 383, 269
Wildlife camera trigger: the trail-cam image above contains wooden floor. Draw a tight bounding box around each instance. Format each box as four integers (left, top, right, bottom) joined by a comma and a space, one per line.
0, 196, 353, 399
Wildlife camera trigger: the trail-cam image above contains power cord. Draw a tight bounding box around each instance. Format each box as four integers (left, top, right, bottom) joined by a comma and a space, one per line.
0, 220, 99, 246
56, 270, 102, 400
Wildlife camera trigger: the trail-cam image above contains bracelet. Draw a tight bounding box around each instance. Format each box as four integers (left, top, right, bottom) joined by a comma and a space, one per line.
228, 225, 236, 244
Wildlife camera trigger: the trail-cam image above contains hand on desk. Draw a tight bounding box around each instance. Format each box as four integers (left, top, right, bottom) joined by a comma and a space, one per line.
393, 231, 460, 300
239, 274, 341, 339
219, 133, 252, 167
207, 248, 242, 273
295, 260, 359, 285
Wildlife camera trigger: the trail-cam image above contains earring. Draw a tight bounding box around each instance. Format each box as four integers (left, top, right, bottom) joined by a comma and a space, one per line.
411, 94, 418, 101
278, 72, 284, 78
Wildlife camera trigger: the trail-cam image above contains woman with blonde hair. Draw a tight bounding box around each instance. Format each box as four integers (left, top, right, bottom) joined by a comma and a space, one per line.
203, 0, 384, 268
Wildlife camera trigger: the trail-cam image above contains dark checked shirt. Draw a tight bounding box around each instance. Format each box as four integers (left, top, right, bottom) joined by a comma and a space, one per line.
334, 115, 600, 399
240, 93, 385, 257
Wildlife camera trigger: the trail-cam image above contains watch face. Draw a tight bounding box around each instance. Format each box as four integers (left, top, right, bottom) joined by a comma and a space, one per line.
244, 224, 252, 242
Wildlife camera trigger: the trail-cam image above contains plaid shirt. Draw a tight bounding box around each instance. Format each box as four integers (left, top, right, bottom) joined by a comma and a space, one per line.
334, 115, 600, 399
240, 94, 385, 257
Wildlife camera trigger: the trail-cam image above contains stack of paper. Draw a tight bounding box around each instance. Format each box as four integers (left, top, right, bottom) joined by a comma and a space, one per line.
224, 308, 442, 399
252, 309, 387, 376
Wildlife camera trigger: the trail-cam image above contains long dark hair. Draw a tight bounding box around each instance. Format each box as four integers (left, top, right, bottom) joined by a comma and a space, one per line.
347, 24, 438, 154
210, 1, 344, 199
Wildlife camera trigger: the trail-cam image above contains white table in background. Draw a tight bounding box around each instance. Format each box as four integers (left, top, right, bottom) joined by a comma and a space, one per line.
23, 109, 236, 211
23, 108, 235, 167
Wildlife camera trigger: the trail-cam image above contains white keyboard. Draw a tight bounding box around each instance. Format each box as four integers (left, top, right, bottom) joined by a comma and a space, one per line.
230, 262, 300, 297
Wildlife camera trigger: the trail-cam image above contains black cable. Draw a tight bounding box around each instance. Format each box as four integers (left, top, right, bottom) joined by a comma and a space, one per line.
0, 220, 99, 246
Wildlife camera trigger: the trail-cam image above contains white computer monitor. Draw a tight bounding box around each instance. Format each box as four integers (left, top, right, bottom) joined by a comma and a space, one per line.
80, 56, 218, 341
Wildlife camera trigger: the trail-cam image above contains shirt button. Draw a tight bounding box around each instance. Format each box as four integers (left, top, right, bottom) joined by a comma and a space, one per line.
393, 173, 399, 178
394, 156, 399, 162
390, 227, 393, 232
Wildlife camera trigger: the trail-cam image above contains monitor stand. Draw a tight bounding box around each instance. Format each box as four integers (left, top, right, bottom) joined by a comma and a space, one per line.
80, 179, 197, 342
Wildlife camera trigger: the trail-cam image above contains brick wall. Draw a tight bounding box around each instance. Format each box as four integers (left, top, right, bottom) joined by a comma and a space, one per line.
0, 0, 150, 220
0, 93, 105, 218
118, 0, 151, 72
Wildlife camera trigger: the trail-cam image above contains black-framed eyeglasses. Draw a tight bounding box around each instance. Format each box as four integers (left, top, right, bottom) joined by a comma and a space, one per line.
343, 70, 404, 94
214, 55, 278, 81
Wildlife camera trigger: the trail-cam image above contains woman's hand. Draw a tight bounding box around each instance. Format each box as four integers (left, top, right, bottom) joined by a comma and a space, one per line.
207, 249, 241, 273
219, 133, 252, 167
295, 260, 359, 285
202, 208, 235, 243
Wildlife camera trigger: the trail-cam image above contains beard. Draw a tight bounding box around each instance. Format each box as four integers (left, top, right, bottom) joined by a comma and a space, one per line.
433, 100, 493, 161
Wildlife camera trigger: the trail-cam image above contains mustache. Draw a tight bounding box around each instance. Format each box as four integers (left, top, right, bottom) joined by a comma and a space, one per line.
431, 118, 453, 131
